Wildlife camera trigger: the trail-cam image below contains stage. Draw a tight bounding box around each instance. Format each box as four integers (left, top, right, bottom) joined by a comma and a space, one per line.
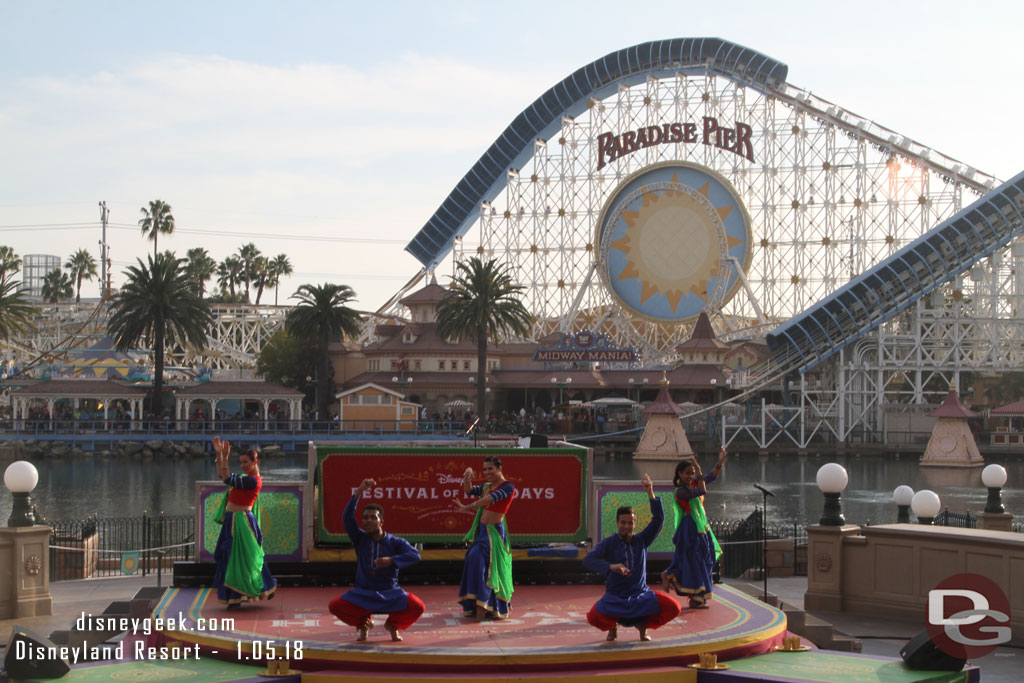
151, 583, 787, 676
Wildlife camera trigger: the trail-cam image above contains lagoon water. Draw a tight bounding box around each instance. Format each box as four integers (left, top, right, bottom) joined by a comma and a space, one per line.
2, 450, 1022, 528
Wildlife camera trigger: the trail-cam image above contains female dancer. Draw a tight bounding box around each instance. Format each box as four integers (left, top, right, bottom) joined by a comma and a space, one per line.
662, 447, 726, 608
211, 437, 277, 606
456, 455, 516, 619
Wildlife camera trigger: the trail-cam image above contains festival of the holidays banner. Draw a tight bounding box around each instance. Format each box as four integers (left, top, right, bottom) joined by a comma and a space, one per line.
316, 448, 587, 544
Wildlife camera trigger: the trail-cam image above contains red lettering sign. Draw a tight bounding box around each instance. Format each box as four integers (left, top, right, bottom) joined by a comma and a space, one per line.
315, 448, 588, 544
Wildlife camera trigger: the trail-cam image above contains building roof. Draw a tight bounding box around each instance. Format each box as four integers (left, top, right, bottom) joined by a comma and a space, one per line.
991, 399, 1024, 416
362, 322, 498, 354
175, 380, 304, 398
643, 378, 686, 416
675, 312, 730, 352
399, 277, 448, 306
928, 389, 977, 418
12, 379, 147, 397
336, 382, 414, 401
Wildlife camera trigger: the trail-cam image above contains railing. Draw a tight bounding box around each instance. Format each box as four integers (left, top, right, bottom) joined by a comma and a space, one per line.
48, 513, 194, 581
708, 511, 808, 578
0, 418, 476, 439
933, 508, 978, 529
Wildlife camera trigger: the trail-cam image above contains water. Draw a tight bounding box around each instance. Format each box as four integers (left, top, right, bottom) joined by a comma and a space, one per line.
2, 450, 1022, 527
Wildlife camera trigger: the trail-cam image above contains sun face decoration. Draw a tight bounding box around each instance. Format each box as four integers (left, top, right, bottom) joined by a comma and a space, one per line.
597, 163, 752, 322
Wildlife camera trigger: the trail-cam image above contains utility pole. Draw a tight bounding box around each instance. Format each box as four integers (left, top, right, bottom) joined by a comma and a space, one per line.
98, 201, 110, 299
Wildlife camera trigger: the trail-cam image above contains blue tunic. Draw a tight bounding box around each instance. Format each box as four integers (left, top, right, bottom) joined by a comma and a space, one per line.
340, 495, 421, 612
665, 472, 718, 602
583, 498, 663, 626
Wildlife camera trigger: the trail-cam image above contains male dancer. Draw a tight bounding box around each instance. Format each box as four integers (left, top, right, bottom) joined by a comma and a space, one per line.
328, 478, 424, 641
583, 473, 681, 641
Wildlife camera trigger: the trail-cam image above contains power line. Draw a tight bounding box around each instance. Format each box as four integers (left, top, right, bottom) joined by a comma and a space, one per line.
106, 223, 407, 244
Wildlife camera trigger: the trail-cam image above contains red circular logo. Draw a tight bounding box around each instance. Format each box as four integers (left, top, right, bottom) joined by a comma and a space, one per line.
925, 573, 1011, 660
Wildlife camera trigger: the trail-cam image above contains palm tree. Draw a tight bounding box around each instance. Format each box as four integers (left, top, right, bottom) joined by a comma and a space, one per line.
41, 268, 73, 303
268, 254, 293, 305
138, 200, 175, 260
436, 257, 532, 421
237, 243, 262, 302
0, 277, 35, 340
217, 256, 244, 298
107, 252, 213, 414
251, 256, 271, 304
65, 249, 98, 303
0, 246, 22, 287
184, 247, 218, 297
285, 283, 361, 421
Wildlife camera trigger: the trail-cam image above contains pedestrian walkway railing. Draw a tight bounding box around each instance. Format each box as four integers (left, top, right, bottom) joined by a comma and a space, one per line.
48, 512, 193, 581
708, 513, 808, 578
933, 508, 977, 529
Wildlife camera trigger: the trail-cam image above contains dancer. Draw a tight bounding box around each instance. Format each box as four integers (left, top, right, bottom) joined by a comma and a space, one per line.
583, 474, 680, 641
328, 478, 424, 641
211, 437, 277, 606
457, 455, 516, 619
662, 447, 726, 608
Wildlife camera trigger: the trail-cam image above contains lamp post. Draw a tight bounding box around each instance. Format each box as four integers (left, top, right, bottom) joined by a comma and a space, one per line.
815, 463, 848, 526
911, 490, 941, 525
892, 485, 914, 523
5, 460, 40, 527
981, 464, 1008, 514
551, 376, 572, 405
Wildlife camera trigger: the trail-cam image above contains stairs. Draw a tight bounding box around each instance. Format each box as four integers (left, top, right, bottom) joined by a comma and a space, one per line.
731, 582, 861, 653
48, 587, 167, 662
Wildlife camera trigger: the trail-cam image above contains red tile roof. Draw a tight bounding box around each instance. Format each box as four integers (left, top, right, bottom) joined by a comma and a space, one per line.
675, 312, 730, 351
927, 389, 977, 418
12, 379, 147, 396
175, 381, 304, 397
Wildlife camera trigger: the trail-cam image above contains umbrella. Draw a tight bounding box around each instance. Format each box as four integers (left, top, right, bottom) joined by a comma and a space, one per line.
445, 399, 473, 409
590, 397, 639, 406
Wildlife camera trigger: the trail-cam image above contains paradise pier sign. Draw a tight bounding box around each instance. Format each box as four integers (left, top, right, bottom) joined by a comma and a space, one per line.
533, 330, 638, 364
597, 116, 754, 170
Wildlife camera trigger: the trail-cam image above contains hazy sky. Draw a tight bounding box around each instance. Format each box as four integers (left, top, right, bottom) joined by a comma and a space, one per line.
2, 1, 1021, 311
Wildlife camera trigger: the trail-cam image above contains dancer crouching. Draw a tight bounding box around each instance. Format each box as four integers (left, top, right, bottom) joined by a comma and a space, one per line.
583, 474, 680, 641
328, 478, 424, 641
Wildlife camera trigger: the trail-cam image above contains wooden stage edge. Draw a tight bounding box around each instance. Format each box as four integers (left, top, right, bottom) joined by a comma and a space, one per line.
150, 584, 787, 676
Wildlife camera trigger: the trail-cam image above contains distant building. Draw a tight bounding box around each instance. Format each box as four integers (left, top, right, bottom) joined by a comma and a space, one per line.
20, 254, 61, 300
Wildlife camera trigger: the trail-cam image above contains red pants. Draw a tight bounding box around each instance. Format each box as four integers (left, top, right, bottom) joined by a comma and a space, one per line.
587, 593, 681, 631
328, 593, 425, 631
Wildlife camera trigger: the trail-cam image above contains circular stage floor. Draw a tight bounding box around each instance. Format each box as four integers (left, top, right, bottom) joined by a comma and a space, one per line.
153, 583, 786, 676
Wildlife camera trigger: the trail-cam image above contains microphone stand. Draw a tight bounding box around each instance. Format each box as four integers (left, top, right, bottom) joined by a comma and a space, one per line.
465, 417, 481, 447
753, 483, 776, 604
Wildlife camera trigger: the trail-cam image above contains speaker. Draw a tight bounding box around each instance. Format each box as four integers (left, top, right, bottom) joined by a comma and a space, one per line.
4, 625, 72, 679
899, 628, 966, 671
518, 433, 548, 448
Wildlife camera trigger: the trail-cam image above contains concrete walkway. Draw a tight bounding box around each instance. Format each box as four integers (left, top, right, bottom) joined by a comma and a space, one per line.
2, 575, 1019, 681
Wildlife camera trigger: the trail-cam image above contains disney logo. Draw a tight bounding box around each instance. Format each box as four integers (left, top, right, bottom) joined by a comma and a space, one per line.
435, 474, 464, 484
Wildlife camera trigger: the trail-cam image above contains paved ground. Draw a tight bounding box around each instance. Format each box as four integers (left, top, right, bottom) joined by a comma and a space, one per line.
2, 574, 1019, 681
731, 575, 1022, 683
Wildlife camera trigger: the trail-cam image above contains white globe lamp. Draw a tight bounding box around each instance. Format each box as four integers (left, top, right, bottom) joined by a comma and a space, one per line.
815, 463, 848, 526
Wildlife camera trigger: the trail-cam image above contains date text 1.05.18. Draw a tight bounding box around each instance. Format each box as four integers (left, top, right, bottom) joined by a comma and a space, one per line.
235, 640, 303, 661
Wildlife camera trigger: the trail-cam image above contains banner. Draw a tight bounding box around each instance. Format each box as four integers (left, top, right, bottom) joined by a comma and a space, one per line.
120, 550, 140, 575
316, 447, 589, 544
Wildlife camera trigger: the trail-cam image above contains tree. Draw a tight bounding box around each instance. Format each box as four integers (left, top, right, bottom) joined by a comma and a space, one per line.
138, 200, 175, 260
217, 255, 244, 298
268, 254, 293, 305
436, 257, 532, 422
285, 283, 361, 421
256, 328, 319, 405
237, 243, 262, 302
107, 252, 213, 414
41, 268, 73, 303
65, 249, 98, 303
251, 256, 271, 304
184, 247, 218, 297
0, 246, 22, 287
0, 277, 35, 340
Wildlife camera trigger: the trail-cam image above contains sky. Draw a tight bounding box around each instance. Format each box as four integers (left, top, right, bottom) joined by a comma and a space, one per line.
1, 0, 1022, 312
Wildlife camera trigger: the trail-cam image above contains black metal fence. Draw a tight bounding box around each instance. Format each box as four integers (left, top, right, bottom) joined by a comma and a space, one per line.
48, 513, 194, 581
708, 510, 808, 578
933, 508, 978, 528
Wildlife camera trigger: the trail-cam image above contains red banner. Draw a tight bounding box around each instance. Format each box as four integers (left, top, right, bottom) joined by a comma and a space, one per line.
316, 448, 587, 543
